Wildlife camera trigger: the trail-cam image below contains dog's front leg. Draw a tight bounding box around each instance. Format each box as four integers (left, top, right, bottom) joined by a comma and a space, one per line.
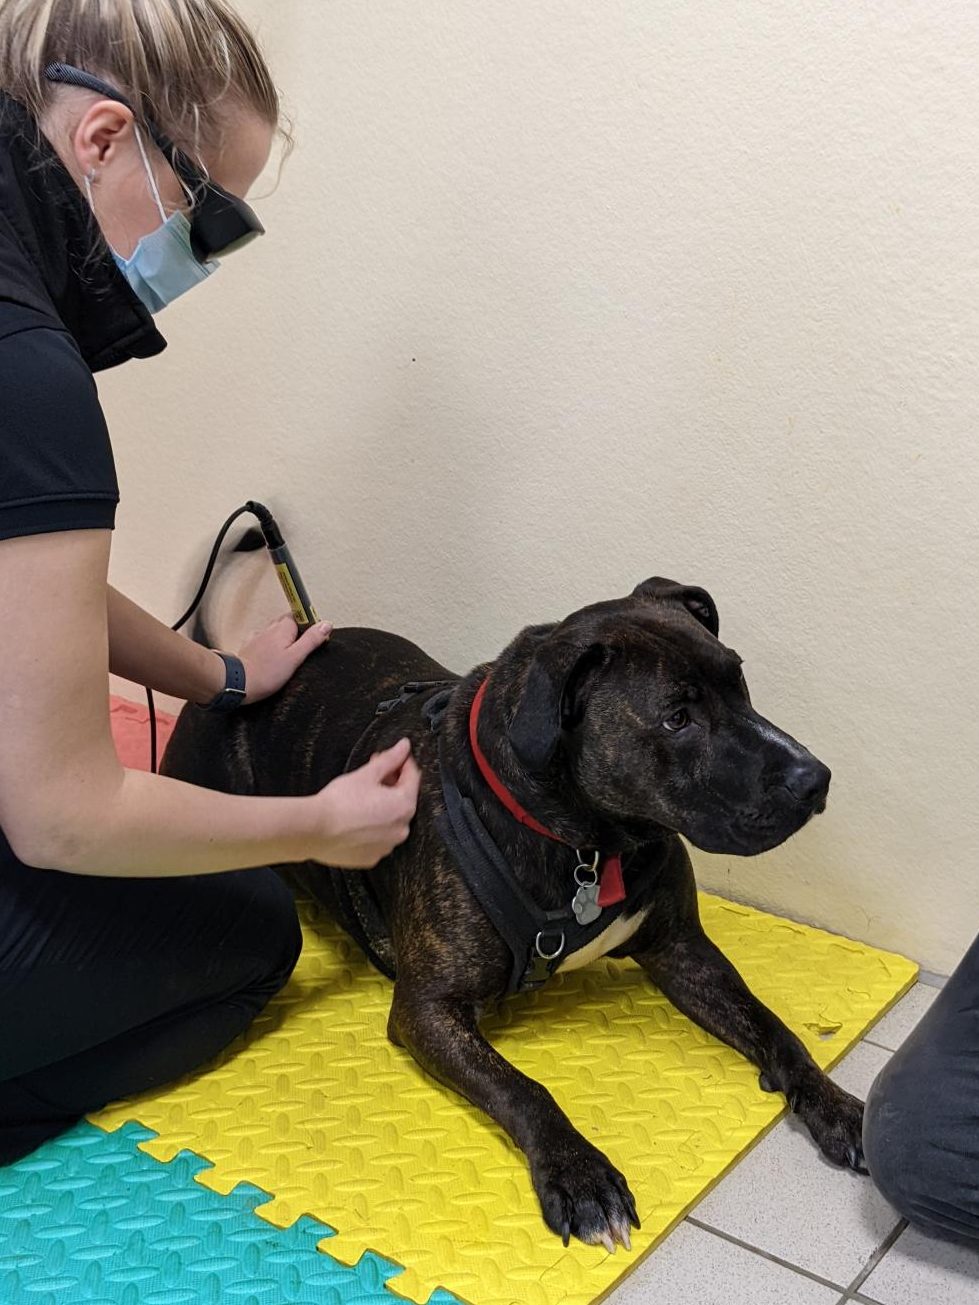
626, 921, 865, 1171
389, 986, 639, 1249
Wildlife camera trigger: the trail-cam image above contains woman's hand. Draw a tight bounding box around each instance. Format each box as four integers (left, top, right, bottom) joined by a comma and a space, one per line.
308, 738, 422, 868
236, 613, 334, 704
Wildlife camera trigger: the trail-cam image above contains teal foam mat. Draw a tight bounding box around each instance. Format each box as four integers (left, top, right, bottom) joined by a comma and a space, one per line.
0, 1121, 461, 1305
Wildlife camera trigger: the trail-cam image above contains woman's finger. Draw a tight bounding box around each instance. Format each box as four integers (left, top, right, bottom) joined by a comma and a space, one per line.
370, 738, 412, 779
396, 754, 422, 796
290, 620, 333, 665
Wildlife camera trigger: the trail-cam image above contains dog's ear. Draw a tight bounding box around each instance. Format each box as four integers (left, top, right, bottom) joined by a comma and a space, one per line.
508, 639, 608, 773
632, 576, 719, 638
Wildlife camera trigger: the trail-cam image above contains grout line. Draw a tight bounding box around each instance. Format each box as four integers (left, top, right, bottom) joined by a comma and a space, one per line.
862, 1037, 897, 1052
841, 1218, 908, 1298
685, 1217, 847, 1293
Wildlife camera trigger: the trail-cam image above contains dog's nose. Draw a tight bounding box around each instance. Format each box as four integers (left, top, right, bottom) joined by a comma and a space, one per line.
783, 758, 831, 806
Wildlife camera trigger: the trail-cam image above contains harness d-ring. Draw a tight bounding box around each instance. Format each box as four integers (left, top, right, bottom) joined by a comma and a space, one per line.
535, 930, 565, 961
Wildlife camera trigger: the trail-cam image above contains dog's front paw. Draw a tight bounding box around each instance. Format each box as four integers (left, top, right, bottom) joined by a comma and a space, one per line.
780, 1072, 866, 1172
531, 1138, 639, 1251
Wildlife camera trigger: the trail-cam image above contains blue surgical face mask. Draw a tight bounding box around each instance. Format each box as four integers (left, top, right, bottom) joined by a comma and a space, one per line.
86, 125, 220, 314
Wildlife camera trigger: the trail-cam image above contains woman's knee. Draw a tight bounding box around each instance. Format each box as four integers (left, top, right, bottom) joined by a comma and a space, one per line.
259, 874, 303, 994
179, 866, 302, 1011
863, 1059, 921, 1213
864, 1053, 979, 1242
227, 868, 302, 996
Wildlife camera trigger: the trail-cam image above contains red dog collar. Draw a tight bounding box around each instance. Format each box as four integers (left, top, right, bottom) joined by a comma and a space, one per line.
468, 678, 626, 907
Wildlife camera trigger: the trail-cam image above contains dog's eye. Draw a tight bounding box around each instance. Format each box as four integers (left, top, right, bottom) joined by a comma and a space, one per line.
663, 708, 690, 733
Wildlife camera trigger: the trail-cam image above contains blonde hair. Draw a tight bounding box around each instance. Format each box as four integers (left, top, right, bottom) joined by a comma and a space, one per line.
0, 0, 287, 159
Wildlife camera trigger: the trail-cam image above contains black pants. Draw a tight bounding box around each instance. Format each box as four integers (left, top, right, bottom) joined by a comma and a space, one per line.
864, 932, 979, 1243
0, 855, 302, 1166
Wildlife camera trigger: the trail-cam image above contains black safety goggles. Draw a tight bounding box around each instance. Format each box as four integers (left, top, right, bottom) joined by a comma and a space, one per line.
44, 62, 265, 262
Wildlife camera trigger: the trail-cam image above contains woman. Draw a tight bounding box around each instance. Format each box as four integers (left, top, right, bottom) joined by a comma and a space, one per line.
0, 0, 420, 1165
864, 946, 979, 1245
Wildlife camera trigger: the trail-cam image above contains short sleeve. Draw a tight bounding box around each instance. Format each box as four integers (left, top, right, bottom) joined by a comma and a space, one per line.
0, 324, 118, 542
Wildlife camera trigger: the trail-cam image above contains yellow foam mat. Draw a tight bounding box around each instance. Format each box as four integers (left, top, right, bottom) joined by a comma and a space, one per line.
89, 894, 916, 1305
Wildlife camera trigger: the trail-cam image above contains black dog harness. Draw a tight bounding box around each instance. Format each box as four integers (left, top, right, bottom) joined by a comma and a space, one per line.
349, 679, 632, 995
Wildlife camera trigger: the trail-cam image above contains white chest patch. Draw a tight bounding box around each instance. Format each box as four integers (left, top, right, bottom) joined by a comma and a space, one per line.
556, 906, 650, 972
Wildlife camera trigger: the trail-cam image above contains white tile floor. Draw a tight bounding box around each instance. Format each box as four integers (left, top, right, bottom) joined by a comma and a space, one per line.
604, 979, 979, 1305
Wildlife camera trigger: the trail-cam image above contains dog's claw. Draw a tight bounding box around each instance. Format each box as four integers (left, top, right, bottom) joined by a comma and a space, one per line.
790, 1075, 867, 1171
533, 1142, 637, 1253
846, 1143, 868, 1174
618, 1181, 640, 1231
608, 1212, 632, 1250
759, 1072, 777, 1094
559, 1191, 573, 1247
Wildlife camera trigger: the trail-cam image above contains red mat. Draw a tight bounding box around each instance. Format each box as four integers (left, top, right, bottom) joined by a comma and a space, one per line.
110, 696, 177, 771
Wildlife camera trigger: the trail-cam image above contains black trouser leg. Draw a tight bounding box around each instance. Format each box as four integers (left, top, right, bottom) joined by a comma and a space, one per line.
864, 932, 979, 1243
0, 858, 302, 1166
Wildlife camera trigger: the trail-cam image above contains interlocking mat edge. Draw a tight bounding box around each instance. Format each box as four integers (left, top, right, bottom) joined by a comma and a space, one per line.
74, 893, 916, 1305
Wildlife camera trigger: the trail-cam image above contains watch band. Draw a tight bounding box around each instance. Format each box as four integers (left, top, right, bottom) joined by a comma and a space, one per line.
200, 651, 247, 713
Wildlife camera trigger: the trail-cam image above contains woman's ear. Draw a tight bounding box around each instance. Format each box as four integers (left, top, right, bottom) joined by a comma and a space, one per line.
71, 99, 135, 177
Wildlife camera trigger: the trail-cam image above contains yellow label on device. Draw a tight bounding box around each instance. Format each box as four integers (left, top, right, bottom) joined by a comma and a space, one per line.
274, 562, 317, 625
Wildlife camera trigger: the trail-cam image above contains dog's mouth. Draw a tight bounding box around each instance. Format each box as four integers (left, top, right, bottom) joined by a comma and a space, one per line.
778, 784, 828, 818
684, 789, 827, 857
737, 792, 827, 852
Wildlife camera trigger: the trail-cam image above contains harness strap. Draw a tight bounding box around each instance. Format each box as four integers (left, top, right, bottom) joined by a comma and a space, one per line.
338, 678, 632, 996
375, 679, 456, 717
438, 761, 562, 992
437, 732, 629, 994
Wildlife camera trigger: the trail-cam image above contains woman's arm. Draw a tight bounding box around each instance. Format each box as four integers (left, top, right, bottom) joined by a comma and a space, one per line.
107, 586, 226, 702
0, 529, 419, 877
107, 587, 334, 704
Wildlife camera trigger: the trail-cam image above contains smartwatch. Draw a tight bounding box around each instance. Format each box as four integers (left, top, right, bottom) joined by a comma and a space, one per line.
200, 652, 247, 713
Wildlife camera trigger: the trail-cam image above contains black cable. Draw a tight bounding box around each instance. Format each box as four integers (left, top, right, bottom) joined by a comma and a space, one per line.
171, 505, 255, 635
146, 504, 254, 773
147, 686, 158, 778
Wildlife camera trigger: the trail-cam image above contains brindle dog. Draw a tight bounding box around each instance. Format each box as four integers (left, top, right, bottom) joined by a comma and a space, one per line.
162, 575, 864, 1252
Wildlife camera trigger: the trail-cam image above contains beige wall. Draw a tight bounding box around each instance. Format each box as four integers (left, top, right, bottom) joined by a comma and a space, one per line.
100, 1, 979, 974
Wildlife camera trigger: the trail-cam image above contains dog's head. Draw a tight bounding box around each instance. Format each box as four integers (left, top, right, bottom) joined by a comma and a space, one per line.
506, 578, 830, 856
